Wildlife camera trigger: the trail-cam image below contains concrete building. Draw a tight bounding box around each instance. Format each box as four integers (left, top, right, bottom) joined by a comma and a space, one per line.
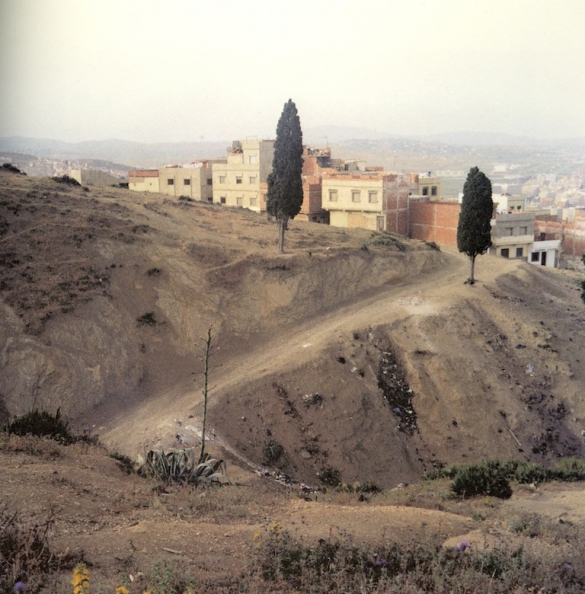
128, 170, 160, 193
212, 139, 274, 212
416, 173, 442, 200
129, 162, 216, 201
322, 172, 409, 234
493, 193, 525, 214
158, 161, 214, 201
488, 212, 535, 259
528, 239, 561, 268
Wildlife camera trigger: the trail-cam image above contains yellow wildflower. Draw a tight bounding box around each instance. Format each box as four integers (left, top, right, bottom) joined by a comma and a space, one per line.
115, 588, 130, 594
71, 564, 90, 594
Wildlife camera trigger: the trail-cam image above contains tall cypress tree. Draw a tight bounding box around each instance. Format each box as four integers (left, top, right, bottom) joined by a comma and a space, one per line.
457, 166, 493, 284
267, 99, 304, 253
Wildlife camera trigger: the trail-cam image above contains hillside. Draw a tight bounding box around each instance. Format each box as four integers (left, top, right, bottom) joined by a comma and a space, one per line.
2, 168, 585, 591
1, 168, 584, 488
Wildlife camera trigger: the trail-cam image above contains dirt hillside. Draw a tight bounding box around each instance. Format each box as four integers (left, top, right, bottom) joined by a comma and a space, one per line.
2, 169, 585, 591
1, 169, 584, 490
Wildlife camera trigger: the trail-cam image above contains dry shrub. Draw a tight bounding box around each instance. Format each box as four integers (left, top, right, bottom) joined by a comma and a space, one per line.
0, 508, 79, 593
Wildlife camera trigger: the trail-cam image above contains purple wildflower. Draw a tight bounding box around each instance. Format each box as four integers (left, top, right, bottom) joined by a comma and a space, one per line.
14, 582, 26, 592
564, 563, 573, 570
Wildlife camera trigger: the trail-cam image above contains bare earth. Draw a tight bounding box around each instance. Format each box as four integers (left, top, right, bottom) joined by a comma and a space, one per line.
1, 170, 584, 589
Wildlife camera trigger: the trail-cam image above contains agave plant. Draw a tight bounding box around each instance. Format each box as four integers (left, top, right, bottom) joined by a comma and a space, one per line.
138, 448, 226, 485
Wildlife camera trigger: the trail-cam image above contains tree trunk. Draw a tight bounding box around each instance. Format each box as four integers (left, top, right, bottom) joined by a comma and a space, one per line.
469, 254, 476, 285
278, 217, 288, 254
199, 326, 212, 463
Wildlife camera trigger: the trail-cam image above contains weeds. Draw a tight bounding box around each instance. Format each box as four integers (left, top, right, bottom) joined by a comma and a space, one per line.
0, 508, 78, 593
250, 526, 585, 592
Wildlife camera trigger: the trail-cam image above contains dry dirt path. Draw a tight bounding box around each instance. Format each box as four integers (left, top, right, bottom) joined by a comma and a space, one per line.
100, 250, 516, 457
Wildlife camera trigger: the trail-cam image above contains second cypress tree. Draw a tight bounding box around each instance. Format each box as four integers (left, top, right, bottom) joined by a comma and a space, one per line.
457, 167, 493, 284
266, 99, 304, 253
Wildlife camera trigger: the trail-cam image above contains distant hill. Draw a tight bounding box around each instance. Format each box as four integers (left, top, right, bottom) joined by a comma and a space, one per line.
0, 137, 230, 168
2, 132, 584, 179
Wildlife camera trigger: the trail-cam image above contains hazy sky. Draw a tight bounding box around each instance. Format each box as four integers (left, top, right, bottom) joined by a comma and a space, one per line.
1, 0, 584, 143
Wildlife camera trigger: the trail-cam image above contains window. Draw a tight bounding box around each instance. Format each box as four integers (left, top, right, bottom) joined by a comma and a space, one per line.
520, 226, 528, 235
506, 227, 514, 236
236, 197, 243, 206
183, 179, 191, 186
249, 155, 258, 164
352, 190, 361, 202
517, 205, 522, 210
220, 196, 226, 204
431, 186, 437, 196
236, 176, 243, 184
250, 197, 257, 206
368, 191, 378, 203
249, 176, 257, 184
207, 179, 212, 185
422, 187, 429, 196
328, 190, 338, 202
501, 248, 510, 258
376, 216, 385, 231
516, 247, 524, 257
167, 179, 174, 186
219, 175, 226, 183
531, 252, 540, 262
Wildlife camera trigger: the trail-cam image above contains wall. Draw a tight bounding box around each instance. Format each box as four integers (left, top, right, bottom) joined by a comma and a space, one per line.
535, 213, 585, 259
70, 169, 120, 187
408, 199, 460, 247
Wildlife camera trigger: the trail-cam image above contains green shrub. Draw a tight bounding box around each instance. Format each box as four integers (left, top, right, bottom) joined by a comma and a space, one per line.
450, 460, 512, 499
137, 311, 157, 326
51, 175, 80, 186
3, 409, 74, 444
552, 457, 585, 481
317, 466, 341, 487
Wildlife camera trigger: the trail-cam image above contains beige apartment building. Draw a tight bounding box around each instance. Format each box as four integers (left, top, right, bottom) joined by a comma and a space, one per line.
417, 174, 442, 199
129, 162, 215, 201
322, 173, 410, 234
158, 162, 214, 201
488, 212, 535, 259
212, 139, 274, 212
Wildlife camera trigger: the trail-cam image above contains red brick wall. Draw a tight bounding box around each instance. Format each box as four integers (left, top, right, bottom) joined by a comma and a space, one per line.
409, 200, 460, 247
535, 215, 585, 258
383, 175, 409, 235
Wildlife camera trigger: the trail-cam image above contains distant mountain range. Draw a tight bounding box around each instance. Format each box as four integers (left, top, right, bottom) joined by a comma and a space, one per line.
0, 137, 229, 168
1, 131, 584, 174
303, 126, 585, 148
